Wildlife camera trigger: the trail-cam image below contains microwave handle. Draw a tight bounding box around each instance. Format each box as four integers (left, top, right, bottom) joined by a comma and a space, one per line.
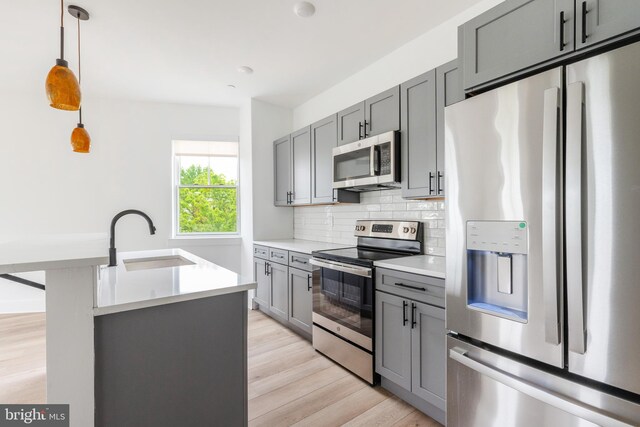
372, 146, 381, 176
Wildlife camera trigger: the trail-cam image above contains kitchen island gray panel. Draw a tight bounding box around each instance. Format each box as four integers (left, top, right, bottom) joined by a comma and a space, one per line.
94, 292, 248, 427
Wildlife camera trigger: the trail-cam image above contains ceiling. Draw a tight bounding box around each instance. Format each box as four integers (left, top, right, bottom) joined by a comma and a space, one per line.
3, 0, 484, 108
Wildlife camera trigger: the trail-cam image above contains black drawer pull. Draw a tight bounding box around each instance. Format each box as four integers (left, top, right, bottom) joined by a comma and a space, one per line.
273, 253, 285, 259
292, 257, 308, 264
402, 300, 408, 326
394, 282, 426, 292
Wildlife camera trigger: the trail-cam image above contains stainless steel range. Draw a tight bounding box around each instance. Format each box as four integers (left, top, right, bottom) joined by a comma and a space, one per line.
310, 220, 423, 384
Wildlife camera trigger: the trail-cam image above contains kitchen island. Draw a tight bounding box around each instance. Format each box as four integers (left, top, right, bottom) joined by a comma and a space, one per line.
0, 235, 256, 427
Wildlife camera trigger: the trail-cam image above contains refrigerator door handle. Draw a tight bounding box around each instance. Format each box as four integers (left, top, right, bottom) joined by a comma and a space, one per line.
566, 81, 587, 355
542, 87, 561, 345
449, 347, 635, 427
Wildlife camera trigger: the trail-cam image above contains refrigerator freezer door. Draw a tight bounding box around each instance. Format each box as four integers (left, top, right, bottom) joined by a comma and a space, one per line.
445, 67, 564, 367
447, 336, 640, 427
566, 40, 640, 395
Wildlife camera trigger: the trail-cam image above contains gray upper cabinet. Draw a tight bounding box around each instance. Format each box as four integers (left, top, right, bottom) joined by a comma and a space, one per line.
411, 301, 446, 410
375, 291, 412, 390
311, 115, 338, 203
364, 86, 401, 138
289, 267, 312, 335
462, 0, 575, 90
337, 102, 365, 146
273, 135, 291, 206
435, 60, 464, 197
337, 86, 401, 145
401, 70, 437, 199
253, 257, 270, 308
576, 0, 640, 49
269, 261, 289, 322
291, 126, 311, 205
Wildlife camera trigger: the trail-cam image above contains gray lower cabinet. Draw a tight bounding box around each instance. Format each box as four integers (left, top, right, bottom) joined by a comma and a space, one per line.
337, 102, 365, 146
288, 267, 312, 335
402, 60, 463, 199
291, 126, 311, 205
253, 257, 270, 308
375, 291, 446, 412
273, 135, 292, 206
576, 0, 640, 49
269, 261, 289, 322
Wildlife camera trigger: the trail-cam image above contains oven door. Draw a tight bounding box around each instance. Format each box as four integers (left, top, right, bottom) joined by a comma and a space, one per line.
310, 258, 374, 350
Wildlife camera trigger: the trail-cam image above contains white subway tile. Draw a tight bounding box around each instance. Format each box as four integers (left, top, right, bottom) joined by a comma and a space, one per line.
381, 203, 407, 211
392, 211, 421, 220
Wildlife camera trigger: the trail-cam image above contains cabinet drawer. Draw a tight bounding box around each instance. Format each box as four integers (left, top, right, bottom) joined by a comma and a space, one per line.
289, 251, 312, 272
269, 248, 289, 264
253, 245, 269, 260
376, 268, 445, 308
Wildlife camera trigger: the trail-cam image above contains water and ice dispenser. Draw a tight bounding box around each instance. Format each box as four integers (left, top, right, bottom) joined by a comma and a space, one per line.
466, 221, 528, 322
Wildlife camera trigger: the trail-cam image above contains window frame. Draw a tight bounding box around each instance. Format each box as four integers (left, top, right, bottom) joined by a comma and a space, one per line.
172, 144, 240, 238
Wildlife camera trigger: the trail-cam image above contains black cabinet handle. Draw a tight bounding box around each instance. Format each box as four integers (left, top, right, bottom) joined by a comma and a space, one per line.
364, 120, 370, 138
394, 282, 427, 292
411, 302, 417, 329
358, 121, 364, 139
559, 11, 566, 51
402, 300, 408, 326
264, 262, 267, 276
428, 172, 435, 194
437, 171, 444, 195
292, 256, 308, 265
266, 262, 271, 276
581, 1, 588, 44
307, 275, 312, 291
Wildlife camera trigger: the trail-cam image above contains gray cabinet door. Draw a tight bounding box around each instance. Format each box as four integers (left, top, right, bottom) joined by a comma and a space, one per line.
576, 0, 640, 49
273, 135, 291, 206
435, 60, 464, 197
337, 102, 365, 146
291, 126, 311, 205
269, 262, 289, 322
411, 301, 446, 411
253, 257, 270, 308
311, 115, 338, 204
375, 292, 412, 391
364, 86, 400, 138
401, 70, 437, 199
462, 0, 574, 90
288, 267, 312, 335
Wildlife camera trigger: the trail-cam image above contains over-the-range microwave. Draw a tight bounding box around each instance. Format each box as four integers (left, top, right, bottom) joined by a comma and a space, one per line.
332, 130, 400, 192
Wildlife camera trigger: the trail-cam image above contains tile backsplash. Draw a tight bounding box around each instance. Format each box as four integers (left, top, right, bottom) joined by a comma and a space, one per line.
293, 189, 445, 256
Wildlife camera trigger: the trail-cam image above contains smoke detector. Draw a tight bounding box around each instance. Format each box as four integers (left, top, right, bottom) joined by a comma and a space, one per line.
293, 2, 316, 18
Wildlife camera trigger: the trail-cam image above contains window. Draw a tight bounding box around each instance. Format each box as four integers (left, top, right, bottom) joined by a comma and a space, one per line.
172, 140, 239, 236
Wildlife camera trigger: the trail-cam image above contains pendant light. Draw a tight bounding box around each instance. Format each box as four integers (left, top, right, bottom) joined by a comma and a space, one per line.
45, 0, 81, 111
69, 5, 91, 153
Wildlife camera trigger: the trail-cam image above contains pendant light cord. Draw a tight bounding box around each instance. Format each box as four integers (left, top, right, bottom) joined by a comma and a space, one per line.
59, 0, 64, 60
77, 13, 83, 125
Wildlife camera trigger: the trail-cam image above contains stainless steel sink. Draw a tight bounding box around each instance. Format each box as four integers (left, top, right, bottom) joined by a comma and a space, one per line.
122, 255, 195, 272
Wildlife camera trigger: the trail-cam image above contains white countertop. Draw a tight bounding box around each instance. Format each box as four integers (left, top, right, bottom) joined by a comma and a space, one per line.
0, 233, 109, 274
374, 255, 446, 279
253, 239, 352, 254
95, 248, 256, 316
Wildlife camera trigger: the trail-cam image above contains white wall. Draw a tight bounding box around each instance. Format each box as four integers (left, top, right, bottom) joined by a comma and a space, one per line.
0, 91, 242, 311
293, 0, 502, 128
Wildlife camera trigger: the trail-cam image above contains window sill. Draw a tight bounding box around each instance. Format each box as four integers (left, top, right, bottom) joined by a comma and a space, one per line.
168, 235, 242, 247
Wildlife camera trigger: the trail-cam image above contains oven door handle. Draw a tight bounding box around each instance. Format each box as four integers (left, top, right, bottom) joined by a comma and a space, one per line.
309, 258, 372, 278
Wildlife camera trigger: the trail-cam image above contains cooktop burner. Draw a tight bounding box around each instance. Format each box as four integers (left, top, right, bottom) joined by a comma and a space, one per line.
312, 247, 415, 268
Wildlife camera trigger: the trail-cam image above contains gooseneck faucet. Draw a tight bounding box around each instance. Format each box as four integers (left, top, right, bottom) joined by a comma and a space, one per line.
108, 209, 157, 267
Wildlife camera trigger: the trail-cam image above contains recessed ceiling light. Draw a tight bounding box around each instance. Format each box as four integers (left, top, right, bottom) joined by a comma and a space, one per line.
293, 1, 315, 18
227, 84, 236, 89
237, 66, 254, 74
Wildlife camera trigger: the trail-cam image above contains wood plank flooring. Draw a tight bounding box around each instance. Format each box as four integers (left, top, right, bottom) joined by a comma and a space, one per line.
0, 310, 441, 426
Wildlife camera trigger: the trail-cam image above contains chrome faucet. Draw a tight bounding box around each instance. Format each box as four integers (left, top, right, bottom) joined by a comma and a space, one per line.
108, 209, 156, 267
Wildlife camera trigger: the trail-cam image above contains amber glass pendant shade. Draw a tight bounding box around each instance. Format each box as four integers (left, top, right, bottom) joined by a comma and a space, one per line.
46, 59, 81, 111
71, 123, 91, 153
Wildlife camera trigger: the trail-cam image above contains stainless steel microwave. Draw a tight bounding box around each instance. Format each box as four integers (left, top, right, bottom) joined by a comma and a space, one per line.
332, 131, 400, 191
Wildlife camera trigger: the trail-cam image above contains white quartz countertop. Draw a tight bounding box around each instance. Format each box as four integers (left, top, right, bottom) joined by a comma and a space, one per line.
374, 255, 445, 279
253, 239, 352, 254
0, 233, 109, 274
94, 248, 256, 316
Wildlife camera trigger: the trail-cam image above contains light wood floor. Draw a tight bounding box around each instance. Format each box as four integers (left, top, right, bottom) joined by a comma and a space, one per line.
0, 311, 441, 426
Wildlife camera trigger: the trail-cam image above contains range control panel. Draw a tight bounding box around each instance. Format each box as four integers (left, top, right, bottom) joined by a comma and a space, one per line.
466, 221, 528, 255
354, 220, 421, 240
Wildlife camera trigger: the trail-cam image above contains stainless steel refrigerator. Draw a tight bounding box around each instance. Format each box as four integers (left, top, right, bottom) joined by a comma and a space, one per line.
445, 40, 640, 426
